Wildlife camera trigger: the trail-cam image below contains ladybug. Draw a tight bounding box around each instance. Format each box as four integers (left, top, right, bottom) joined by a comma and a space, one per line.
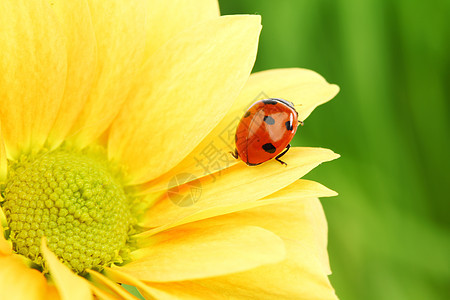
231, 98, 303, 166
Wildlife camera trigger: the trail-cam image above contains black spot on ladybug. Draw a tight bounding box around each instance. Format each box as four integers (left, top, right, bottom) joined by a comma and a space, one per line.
262, 99, 278, 105
262, 143, 276, 154
263, 116, 275, 125
244, 111, 251, 118
285, 121, 293, 131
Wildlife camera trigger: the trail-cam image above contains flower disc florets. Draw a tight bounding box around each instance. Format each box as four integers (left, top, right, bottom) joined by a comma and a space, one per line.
1, 149, 134, 273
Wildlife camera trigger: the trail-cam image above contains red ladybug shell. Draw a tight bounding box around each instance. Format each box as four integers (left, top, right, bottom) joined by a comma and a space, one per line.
235, 98, 299, 165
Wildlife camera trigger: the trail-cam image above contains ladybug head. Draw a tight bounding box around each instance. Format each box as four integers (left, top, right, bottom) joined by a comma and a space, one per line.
269, 98, 295, 109
268, 98, 298, 116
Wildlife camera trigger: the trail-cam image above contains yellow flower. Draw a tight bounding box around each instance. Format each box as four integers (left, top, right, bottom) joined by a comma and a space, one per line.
0, 1, 339, 299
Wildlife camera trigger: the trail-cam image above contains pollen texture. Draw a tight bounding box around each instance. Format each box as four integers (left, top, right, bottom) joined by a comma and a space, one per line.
2, 150, 133, 273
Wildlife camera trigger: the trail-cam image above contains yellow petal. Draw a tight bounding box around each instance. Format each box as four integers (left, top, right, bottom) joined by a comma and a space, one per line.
46, 0, 97, 148
86, 269, 139, 300
0, 122, 7, 182
143, 0, 219, 59
41, 239, 93, 300
169, 179, 337, 223
187, 197, 332, 275
0, 0, 67, 158
119, 224, 285, 282
138, 178, 336, 228
0, 206, 7, 228
108, 15, 262, 185
89, 284, 118, 300
103, 267, 174, 300
139, 147, 339, 232
136, 281, 213, 300
0, 255, 47, 300
207, 199, 336, 299
0, 211, 12, 256
145, 199, 337, 299
68, 0, 147, 148
141, 68, 338, 193
45, 285, 61, 300
145, 183, 334, 275
262, 178, 338, 200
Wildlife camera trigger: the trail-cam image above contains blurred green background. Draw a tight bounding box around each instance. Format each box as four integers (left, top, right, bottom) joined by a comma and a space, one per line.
219, 0, 450, 299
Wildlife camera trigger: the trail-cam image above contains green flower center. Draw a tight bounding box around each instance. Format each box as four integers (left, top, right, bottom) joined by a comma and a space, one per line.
1, 149, 134, 274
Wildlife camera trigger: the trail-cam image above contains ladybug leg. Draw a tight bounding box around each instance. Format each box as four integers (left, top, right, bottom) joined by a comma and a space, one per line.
275, 144, 291, 166
298, 120, 304, 126
230, 149, 239, 159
